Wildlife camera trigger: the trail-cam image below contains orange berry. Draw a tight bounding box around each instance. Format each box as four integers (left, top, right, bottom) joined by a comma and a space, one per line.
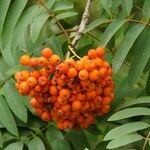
80, 80, 90, 87
81, 101, 90, 112
34, 85, 41, 92
42, 48, 53, 58
65, 59, 75, 67
18, 71, 30, 81
67, 68, 77, 79
41, 112, 51, 121
49, 54, 60, 65
101, 105, 110, 113
86, 90, 96, 99
63, 120, 74, 129
102, 61, 110, 68
29, 89, 35, 97
108, 68, 112, 75
35, 108, 43, 116
84, 60, 95, 71
94, 58, 103, 69
27, 76, 37, 88
95, 87, 103, 95
102, 97, 112, 105
40, 68, 49, 77
29, 58, 37, 67
37, 57, 48, 66
49, 86, 58, 96
57, 120, 64, 129
30, 98, 40, 108
30, 70, 41, 79
20, 55, 30, 65
47, 64, 55, 73
19, 81, 29, 94
94, 96, 102, 104
75, 60, 84, 71
62, 104, 71, 112
15, 72, 21, 81
57, 78, 66, 87
77, 93, 86, 101
103, 87, 112, 96
72, 100, 82, 111
57, 109, 63, 117
38, 76, 48, 86
88, 49, 98, 59
59, 89, 70, 99
96, 47, 105, 58
57, 96, 66, 104
78, 69, 89, 80
89, 69, 99, 81
56, 62, 69, 73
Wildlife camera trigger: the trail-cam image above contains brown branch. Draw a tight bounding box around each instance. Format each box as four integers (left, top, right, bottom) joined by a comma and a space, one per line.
67, 0, 92, 59
71, 0, 92, 47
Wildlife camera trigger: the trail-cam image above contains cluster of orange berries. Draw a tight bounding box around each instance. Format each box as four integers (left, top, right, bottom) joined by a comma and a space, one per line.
15, 47, 114, 129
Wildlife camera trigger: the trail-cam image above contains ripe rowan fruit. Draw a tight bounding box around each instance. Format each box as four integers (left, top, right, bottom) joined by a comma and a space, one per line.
19, 81, 29, 94
96, 47, 105, 58
78, 69, 89, 80
101, 105, 110, 113
20, 55, 30, 65
63, 120, 74, 128
72, 100, 82, 111
102, 97, 112, 105
89, 69, 99, 81
41, 112, 51, 121
67, 68, 77, 78
59, 89, 70, 99
86, 90, 96, 99
75, 60, 84, 71
15, 46, 115, 130
30, 98, 40, 108
42, 48, 53, 58
19, 71, 30, 81
37, 57, 48, 66
49, 54, 60, 65
27, 76, 37, 88
65, 59, 75, 67
77, 93, 86, 101
29, 58, 37, 67
49, 86, 58, 96
94, 58, 103, 69
30, 70, 41, 79
38, 76, 48, 86
34, 85, 41, 92
35, 108, 43, 116
84, 60, 95, 71
56, 62, 69, 73
88, 49, 98, 59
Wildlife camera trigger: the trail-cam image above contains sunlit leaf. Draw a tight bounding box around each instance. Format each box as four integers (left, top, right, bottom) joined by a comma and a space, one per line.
106, 133, 143, 149
28, 136, 45, 150
104, 121, 149, 141
100, 19, 125, 47
113, 24, 145, 73
108, 107, 150, 121
4, 142, 23, 150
